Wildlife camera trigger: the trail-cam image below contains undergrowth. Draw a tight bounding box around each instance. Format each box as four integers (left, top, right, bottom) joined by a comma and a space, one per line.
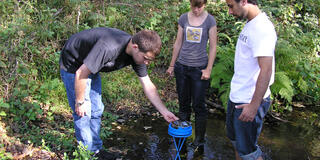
0, 0, 319, 159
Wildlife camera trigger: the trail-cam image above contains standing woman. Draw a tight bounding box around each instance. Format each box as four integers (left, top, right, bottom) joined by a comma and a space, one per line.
166, 0, 217, 156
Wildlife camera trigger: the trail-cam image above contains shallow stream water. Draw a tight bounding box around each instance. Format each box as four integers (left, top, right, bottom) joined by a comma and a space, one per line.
104, 111, 320, 160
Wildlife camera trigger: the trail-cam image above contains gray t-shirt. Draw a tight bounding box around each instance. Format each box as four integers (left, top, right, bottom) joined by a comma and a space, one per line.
177, 13, 216, 67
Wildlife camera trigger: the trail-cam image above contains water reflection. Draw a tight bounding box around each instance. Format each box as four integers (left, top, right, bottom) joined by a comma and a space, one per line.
104, 112, 320, 160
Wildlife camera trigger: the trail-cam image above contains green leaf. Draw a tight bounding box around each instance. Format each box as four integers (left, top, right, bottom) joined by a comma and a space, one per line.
218, 33, 232, 44
0, 60, 6, 68
0, 111, 6, 116
0, 103, 10, 108
18, 78, 28, 86
298, 77, 308, 93
17, 65, 30, 74
271, 71, 294, 102
0, 98, 10, 108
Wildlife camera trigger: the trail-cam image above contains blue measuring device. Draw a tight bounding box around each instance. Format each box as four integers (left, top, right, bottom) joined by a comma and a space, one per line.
168, 120, 192, 160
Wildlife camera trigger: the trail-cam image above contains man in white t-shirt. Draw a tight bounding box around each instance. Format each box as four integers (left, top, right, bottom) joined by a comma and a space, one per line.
225, 0, 277, 159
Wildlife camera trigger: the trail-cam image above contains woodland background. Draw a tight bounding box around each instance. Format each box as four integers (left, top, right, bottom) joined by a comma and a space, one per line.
0, 0, 319, 159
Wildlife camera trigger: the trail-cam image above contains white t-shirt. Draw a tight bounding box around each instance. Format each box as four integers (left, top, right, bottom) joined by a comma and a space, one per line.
230, 12, 277, 103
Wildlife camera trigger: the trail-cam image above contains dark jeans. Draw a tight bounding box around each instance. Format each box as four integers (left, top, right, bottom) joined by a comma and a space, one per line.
174, 62, 209, 144
226, 97, 271, 160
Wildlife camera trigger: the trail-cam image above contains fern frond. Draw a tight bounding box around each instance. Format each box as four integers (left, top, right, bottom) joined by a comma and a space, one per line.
271, 71, 295, 102
298, 77, 308, 93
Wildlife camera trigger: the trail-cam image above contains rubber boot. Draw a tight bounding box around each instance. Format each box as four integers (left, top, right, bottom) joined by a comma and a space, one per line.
195, 116, 206, 144
187, 118, 206, 159
178, 109, 191, 122
194, 117, 206, 154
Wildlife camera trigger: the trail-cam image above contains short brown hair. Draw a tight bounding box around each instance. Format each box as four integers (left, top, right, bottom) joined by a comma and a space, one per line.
190, 0, 207, 7
131, 30, 162, 56
234, 0, 258, 5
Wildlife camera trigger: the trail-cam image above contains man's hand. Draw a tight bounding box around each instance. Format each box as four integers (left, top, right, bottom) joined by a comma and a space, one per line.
201, 69, 211, 80
236, 104, 259, 122
161, 110, 179, 123
75, 102, 88, 117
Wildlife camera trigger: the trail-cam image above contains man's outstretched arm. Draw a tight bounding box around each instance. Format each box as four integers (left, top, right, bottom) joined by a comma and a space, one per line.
138, 75, 179, 123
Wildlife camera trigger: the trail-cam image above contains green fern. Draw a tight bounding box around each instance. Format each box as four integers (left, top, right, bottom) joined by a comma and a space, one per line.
271, 71, 294, 103
275, 39, 300, 72
210, 45, 234, 108
298, 77, 308, 93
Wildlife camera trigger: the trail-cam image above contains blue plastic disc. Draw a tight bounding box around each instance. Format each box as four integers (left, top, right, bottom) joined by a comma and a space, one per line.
168, 123, 192, 138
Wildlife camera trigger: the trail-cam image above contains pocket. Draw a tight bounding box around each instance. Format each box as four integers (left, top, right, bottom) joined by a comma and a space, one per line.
233, 103, 246, 118
196, 65, 207, 77
263, 97, 271, 103
196, 65, 207, 70
83, 100, 92, 116
256, 99, 271, 122
174, 62, 183, 72
261, 99, 271, 117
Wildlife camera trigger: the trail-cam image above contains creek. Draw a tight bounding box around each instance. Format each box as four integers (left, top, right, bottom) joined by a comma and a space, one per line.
104, 110, 320, 160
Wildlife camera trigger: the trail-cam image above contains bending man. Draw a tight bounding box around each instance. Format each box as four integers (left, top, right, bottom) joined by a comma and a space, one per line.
59, 27, 179, 153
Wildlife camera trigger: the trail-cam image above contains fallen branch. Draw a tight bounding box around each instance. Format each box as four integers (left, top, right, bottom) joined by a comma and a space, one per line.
53, 7, 64, 17
205, 99, 290, 123
268, 112, 289, 123
205, 99, 225, 111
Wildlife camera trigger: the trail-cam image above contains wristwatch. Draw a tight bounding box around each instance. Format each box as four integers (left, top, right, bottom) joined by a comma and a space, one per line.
75, 101, 84, 107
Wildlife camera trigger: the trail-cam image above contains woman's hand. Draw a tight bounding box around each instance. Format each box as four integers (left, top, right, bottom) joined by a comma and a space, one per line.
166, 66, 174, 76
201, 68, 211, 80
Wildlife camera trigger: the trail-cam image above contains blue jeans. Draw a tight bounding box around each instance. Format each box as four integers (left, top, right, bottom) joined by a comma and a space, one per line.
60, 69, 104, 152
174, 62, 209, 144
226, 97, 270, 160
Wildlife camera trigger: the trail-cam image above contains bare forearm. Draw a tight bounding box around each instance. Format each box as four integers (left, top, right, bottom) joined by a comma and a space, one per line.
206, 26, 217, 71
75, 75, 87, 102
139, 75, 178, 122
75, 64, 91, 102
140, 76, 168, 114
145, 85, 168, 113
169, 25, 183, 67
206, 45, 217, 71
237, 57, 273, 122
169, 44, 181, 66
250, 60, 272, 107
